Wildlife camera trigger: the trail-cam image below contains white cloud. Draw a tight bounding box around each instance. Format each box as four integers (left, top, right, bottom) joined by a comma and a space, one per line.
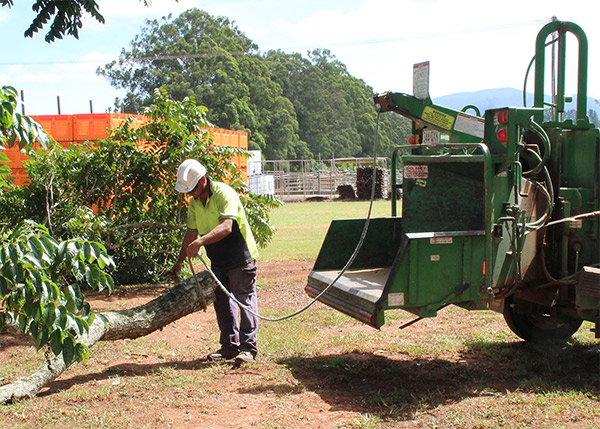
267, 0, 600, 97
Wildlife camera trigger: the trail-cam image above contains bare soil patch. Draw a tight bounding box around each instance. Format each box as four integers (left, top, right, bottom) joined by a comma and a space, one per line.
1, 259, 598, 428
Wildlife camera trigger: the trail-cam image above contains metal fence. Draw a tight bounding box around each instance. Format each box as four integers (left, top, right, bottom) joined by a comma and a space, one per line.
248, 157, 389, 200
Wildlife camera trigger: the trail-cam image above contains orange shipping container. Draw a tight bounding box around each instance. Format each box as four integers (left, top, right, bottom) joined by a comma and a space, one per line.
72, 113, 149, 142
207, 127, 248, 181
10, 168, 29, 187
30, 114, 73, 142
2, 114, 249, 184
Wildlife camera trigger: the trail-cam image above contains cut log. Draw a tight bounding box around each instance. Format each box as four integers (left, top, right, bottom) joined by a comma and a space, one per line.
0, 271, 216, 404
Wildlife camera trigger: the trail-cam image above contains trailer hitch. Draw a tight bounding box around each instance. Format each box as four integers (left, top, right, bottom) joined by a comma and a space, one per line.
399, 283, 471, 330
399, 304, 451, 330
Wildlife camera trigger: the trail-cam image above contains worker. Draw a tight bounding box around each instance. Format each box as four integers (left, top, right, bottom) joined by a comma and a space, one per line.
170, 159, 259, 365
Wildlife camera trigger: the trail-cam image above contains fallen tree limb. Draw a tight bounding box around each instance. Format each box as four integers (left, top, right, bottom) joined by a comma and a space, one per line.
112, 221, 185, 231
0, 271, 216, 404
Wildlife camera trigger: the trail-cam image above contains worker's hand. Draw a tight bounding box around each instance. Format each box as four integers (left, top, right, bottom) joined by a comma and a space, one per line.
166, 262, 181, 282
186, 239, 203, 258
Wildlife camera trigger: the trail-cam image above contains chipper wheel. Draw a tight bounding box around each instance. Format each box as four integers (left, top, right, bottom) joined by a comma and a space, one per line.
502, 296, 583, 341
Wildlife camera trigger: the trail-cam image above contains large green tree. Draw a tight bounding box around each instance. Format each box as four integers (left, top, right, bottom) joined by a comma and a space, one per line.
98, 9, 308, 160
265, 49, 411, 159
265, 49, 361, 159
98, 8, 411, 161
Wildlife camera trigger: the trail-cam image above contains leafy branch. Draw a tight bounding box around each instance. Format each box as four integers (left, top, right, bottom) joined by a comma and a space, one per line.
0, 221, 114, 365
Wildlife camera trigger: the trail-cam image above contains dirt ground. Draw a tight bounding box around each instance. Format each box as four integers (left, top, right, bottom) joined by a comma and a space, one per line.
1, 259, 599, 428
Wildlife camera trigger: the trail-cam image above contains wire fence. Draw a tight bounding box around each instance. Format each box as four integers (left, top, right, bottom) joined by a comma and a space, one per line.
248, 157, 390, 200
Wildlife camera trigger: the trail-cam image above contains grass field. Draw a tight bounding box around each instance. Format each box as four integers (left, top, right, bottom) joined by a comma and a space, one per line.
260, 199, 392, 260
1, 199, 599, 428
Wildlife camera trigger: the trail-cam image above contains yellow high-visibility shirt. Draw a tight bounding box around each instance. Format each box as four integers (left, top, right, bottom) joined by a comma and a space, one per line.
187, 180, 259, 267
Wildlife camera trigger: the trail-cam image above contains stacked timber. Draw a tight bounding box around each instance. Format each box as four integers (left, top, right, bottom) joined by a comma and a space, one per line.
356, 167, 384, 200
337, 184, 356, 200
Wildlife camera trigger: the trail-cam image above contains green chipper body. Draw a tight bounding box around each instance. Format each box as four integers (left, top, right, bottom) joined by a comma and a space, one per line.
306, 21, 599, 341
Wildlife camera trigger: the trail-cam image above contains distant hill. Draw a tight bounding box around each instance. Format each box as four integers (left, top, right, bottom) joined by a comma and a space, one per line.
433, 87, 600, 117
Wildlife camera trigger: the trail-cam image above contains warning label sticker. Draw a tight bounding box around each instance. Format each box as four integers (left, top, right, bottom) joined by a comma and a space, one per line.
570, 219, 583, 229
455, 113, 485, 138
422, 106, 454, 130
430, 237, 453, 244
413, 62, 430, 100
404, 165, 429, 179
422, 129, 440, 144
388, 293, 405, 306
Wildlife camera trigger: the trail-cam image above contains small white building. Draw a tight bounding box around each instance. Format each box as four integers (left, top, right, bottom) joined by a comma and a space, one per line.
248, 150, 275, 196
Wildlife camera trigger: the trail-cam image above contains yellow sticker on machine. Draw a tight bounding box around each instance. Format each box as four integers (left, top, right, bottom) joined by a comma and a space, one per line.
422, 106, 455, 130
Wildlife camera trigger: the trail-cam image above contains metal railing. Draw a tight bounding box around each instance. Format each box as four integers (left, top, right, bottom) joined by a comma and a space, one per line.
248, 158, 389, 200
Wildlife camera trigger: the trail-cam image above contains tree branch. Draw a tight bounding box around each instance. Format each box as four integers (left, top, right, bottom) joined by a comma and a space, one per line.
113, 221, 184, 231
0, 271, 216, 404
103, 223, 184, 250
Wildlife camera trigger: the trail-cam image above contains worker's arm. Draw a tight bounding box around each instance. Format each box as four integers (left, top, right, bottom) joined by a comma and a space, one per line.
168, 219, 233, 280
185, 218, 233, 257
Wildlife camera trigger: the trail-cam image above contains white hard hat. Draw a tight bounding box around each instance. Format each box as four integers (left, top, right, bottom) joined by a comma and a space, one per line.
175, 159, 206, 193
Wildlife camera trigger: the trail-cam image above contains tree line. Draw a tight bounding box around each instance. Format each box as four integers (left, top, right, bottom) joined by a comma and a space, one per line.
97, 9, 411, 161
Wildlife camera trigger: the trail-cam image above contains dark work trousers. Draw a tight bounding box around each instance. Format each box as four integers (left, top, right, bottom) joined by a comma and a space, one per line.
212, 260, 258, 356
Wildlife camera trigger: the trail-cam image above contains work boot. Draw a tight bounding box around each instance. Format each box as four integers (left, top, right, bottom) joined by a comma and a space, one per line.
207, 348, 239, 361
234, 350, 255, 365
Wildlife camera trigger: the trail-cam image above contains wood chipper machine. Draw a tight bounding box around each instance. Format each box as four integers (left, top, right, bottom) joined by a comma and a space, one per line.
306, 20, 599, 341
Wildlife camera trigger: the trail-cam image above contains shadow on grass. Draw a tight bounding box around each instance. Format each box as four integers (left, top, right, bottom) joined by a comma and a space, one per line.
37, 338, 599, 419
0, 334, 33, 352
38, 357, 224, 397
276, 339, 599, 420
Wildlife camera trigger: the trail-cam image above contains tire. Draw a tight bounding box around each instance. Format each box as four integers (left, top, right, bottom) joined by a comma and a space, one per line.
502, 296, 583, 341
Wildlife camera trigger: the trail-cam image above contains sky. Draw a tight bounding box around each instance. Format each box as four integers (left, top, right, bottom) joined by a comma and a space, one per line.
1, 0, 598, 116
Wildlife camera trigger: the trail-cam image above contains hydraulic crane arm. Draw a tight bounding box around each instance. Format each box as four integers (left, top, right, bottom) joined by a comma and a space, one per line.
374, 92, 486, 143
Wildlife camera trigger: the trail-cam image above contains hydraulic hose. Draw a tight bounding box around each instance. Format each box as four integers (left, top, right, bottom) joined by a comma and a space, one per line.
522, 120, 551, 178
524, 175, 554, 231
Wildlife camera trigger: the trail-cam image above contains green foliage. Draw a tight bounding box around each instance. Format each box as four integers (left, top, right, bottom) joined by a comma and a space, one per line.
97, 8, 411, 161
0, 85, 49, 191
26, 0, 105, 42
0, 221, 115, 365
1, 0, 105, 43
265, 49, 411, 159
243, 193, 281, 249
0, 84, 114, 364
0, 86, 49, 151
0, 88, 281, 284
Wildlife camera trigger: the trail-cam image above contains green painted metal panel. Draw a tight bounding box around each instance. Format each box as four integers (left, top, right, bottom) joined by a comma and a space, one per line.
560, 128, 599, 189
385, 233, 485, 314
312, 217, 403, 271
